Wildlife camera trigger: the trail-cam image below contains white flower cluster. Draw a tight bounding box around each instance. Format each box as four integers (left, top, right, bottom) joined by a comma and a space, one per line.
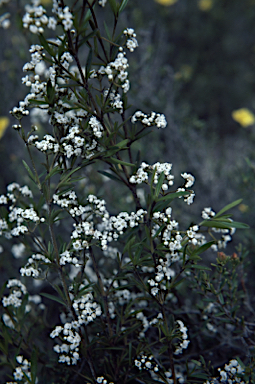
11, 45, 46, 117
202, 207, 216, 220
123, 28, 139, 52
23, 0, 57, 34
151, 368, 185, 384
96, 377, 113, 384
131, 110, 167, 129
148, 256, 176, 296
174, 320, 190, 355
98, 48, 130, 93
51, 322, 81, 365
29, 116, 100, 159
186, 224, 202, 246
59, 250, 80, 267
136, 311, 163, 338
136, 311, 150, 338
52, 0, 73, 31
73, 292, 102, 325
20, 253, 51, 278
2, 279, 27, 308
69, 194, 146, 251
53, 190, 77, 208
204, 359, 245, 384
104, 89, 123, 113
152, 205, 203, 262
177, 187, 195, 205
9, 355, 36, 383
98, 0, 107, 6
134, 352, 159, 373
212, 227, 235, 251
0, 12, 10, 29
0, 183, 44, 238
201, 207, 236, 251
181, 172, 195, 188
51, 292, 101, 365
33, 134, 59, 153
11, 243, 26, 258
88, 116, 104, 138
130, 162, 174, 191
5, 183, 33, 201
9, 207, 40, 223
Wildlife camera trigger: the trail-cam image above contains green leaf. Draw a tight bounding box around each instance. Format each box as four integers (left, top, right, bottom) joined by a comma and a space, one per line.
85, 48, 93, 79
190, 241, 215, 257
157, 190, 189, 202
201, 220, 249, 229
78, 30, 98, 49
214, 199, 243, 218
154, 172, 165, 198
40, 293, 66, 306
39, 33, 54, 56
97, 170, 122, 183
28, 99, 49, 105
153, 224, 166, 239
108, 0, 118, 15
109, 157, 134, 167
214, 311, 226, 317
119, 0, 129, 13
116, 138, 129, 148
22, 160, 36, 182
30, 349, 38, 384
218, 293, 225, 305
44, 166, 62, 182
58, 166, 81, 186
46, 79, 55, 105
104, 21, 112, 40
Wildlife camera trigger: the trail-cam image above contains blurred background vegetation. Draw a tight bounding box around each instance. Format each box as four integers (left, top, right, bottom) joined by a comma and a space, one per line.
0, 0, 255, 259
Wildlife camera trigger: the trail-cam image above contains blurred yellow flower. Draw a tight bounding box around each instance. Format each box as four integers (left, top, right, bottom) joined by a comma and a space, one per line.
0, 116, 9, 139
198, 0, 213, 11
238, 203, 249, 213
232, 108, 255, 127
154, 0, 179, 6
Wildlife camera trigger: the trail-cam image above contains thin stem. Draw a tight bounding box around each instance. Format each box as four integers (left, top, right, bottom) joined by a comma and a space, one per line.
89, 247, 113, 338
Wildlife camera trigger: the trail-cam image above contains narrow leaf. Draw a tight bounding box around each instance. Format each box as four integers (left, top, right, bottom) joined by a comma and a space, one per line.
119, 0, 129, 13
154, 172, 165, 198
214, 199, 243, 218
108, 0, 118, 15
157, 190, 189, 202
218, 293, 225, 305
97, 170, 122, 183
22, 160, 35, 182
85, 48, 93, 79
109, 157, 134, 167
201, 220, 249, 229
190, 241, 215, 257
40, 293, 66, 306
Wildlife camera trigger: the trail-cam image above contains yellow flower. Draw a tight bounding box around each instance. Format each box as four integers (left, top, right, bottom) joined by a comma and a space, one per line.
0, 116, 9, 139
154, 0, 179, 6
238, 204, 249, 213
198, 0, 213, 11
232, 108, 255, 127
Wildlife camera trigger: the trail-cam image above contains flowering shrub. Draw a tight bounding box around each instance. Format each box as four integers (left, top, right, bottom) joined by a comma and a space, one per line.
0, 0, 254, 383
